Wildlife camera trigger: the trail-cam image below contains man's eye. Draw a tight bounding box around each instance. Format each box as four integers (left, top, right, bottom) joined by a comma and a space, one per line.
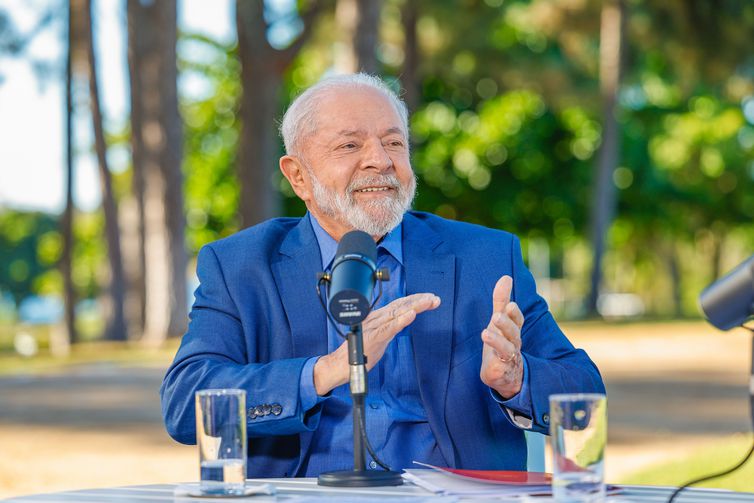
341, 143, 357, 150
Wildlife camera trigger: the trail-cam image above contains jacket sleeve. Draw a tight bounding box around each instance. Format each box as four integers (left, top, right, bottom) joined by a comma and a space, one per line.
160, 245, 325, 445
499, 235, 606, 434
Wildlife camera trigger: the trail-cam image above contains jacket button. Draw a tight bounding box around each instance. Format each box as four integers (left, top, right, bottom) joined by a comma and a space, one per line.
247, 408, 257, 420
271, 404, 282, 416
254, 405, 265, 417
261, 404, 272, 416
542, 413, 550, 424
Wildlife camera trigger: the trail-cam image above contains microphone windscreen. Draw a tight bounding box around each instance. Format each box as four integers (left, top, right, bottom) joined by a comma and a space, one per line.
336, 230, 377, 263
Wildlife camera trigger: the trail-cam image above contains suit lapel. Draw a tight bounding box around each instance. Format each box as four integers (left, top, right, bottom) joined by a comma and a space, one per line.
271, 216, 328, 359
403, 213, 457, 467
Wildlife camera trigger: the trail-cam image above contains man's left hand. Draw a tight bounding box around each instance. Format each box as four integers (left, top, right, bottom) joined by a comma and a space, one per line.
480, 275, 524, 399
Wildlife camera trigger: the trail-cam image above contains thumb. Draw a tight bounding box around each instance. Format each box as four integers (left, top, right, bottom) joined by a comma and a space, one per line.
492, 275, 512, 314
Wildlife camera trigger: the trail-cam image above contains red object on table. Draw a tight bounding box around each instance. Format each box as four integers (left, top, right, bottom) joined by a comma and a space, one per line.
413, 462, 552, 486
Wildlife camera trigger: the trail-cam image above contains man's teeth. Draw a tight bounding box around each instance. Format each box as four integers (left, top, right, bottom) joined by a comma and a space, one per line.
357, 187, 390, 192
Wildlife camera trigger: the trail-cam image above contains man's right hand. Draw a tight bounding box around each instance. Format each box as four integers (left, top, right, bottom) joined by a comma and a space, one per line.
313, 293, 441, 396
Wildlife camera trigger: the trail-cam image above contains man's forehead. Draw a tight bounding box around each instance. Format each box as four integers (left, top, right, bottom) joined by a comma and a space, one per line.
298, 86, 406, 149
331, 126, 405, 138
317, 87, 399, 117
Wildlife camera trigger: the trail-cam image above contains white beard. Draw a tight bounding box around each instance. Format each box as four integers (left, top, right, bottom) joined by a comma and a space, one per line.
307, 169, 417, 237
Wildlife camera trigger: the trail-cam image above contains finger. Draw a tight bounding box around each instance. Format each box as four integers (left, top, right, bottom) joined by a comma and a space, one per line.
366, 293, 440, 335
489, 312, 521, 349
368, 293, 435, 322
389, 293, 441, 317
409, 292, 442, 313
481, 328, 517, 359
505, 302, 524, 329
492, 275, 512, 314
390, 294, 441, 328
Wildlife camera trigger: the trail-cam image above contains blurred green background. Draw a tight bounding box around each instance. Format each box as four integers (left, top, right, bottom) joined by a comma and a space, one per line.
1, 0, 754, 497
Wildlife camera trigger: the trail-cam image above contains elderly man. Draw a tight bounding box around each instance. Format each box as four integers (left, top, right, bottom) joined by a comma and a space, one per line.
160, 73, 604, 478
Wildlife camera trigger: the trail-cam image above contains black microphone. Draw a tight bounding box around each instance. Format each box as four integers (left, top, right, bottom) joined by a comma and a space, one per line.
314, 231, 401, 486
328, 230, 378, 325
699, 254, 754, 331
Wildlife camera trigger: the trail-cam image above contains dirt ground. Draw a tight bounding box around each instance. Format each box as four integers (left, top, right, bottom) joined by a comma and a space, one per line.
0, 321, 750, 498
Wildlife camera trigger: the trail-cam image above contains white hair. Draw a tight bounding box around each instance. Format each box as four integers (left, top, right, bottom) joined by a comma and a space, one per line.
279, 73, 409, 157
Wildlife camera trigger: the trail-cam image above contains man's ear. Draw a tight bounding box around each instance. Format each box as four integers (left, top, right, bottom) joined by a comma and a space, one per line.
280, 155, 311, 202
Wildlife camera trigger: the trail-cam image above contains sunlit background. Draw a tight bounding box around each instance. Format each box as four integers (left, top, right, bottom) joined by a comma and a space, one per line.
1, 0, 754, 498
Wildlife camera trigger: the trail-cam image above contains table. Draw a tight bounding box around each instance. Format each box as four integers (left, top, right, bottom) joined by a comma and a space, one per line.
6, 478, 754, 502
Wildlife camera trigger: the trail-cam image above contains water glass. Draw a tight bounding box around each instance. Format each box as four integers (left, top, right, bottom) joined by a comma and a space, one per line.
549, 393, 607, 502
196, 389, 247, 496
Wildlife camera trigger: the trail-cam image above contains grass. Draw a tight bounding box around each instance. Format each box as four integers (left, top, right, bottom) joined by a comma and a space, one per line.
620, 433, 754, 493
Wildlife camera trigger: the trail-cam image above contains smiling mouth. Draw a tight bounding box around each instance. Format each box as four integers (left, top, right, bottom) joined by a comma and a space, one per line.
355, 186, 393, 193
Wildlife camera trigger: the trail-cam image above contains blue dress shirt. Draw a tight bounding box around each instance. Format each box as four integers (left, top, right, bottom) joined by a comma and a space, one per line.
296, 214, 532, 475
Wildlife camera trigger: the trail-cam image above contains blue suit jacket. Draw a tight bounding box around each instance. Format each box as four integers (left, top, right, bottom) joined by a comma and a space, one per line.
160, 211, 604, 477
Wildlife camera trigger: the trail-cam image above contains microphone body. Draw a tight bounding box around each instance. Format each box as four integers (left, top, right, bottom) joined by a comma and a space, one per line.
699, 254, 754, 331
328, 231, 377, 325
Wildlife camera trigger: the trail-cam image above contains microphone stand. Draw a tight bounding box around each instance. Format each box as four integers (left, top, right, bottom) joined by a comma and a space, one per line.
317, 321, 403, 486
317, 264, 403, 487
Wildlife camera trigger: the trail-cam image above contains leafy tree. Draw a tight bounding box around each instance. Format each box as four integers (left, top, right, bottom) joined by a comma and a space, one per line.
180, 34, 242, 253
0, 210, 105, 308
0, 212, 59, 305
411, 89, 593, 252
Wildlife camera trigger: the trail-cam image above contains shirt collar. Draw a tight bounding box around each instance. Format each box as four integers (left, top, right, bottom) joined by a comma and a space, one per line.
308, 213, 404, 270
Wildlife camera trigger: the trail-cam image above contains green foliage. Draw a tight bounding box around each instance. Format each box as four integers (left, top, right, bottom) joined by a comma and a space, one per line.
180, 33, 242, 253
411, 89, 592, 249
0, 211, 58, 304
0, 209, 104, 305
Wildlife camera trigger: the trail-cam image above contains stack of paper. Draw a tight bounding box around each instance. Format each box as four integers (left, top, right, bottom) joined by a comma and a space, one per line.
402, 462, 553, 498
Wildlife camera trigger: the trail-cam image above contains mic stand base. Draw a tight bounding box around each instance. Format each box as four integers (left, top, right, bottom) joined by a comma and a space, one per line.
318, 324, 402, 488
317, 469, 403, 487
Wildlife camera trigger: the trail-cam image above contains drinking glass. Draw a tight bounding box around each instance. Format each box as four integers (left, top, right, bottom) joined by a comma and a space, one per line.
196, 389, 247, 496
549, 393, 607, 502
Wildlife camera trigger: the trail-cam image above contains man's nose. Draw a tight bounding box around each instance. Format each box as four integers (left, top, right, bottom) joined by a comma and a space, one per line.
361, 139, 393, 172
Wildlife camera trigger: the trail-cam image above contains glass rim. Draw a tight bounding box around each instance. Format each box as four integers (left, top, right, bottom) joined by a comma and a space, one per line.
195, 388, 246, 397
549, 392, 606, 402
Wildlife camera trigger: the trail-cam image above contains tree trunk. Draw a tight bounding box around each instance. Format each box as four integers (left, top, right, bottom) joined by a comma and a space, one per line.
59, 0, 79, 353
84, 0, 127, 341
127, 0, 187, 344
335, 0, 382, 74
354, 0, 381, 74
711, 230, 724, 282
586, 0, 624, 316
124, 0, 147, 338
665, 241, 683, 317
156, 1, 188, 339
236, 1, 282, 226
401, 0, 419, 113
235, 0, 324, 227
